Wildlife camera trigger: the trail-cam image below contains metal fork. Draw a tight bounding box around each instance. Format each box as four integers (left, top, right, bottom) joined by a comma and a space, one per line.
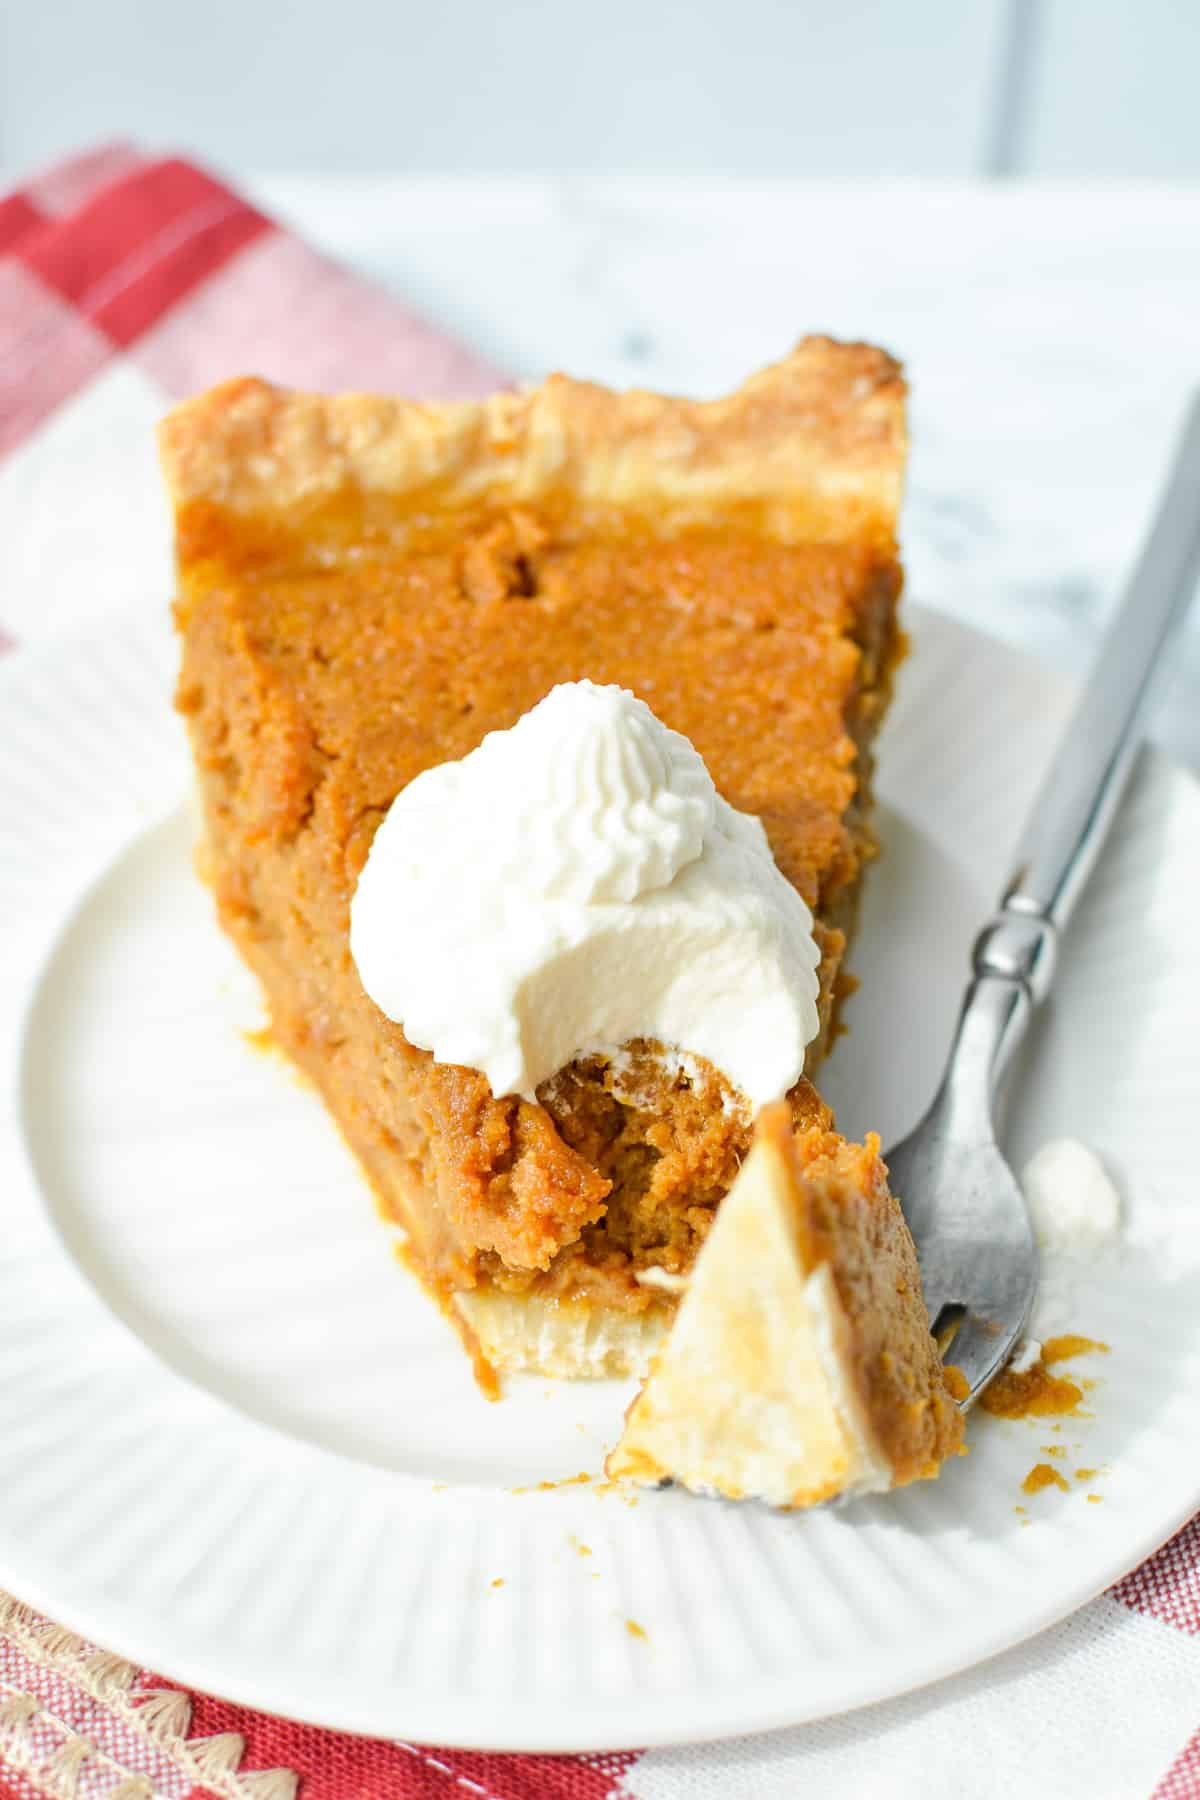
887, 395, 1200, 1403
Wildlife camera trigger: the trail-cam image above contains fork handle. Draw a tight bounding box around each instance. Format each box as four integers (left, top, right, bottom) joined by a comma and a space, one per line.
973, 392, 1200, 1009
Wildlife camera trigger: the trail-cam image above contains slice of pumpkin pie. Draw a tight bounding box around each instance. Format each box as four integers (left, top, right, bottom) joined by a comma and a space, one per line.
159, 337, 942, 1408
607, 1104, 965, 1504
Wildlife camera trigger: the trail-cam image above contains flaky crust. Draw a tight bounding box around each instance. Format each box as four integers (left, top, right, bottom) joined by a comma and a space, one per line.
606, 1106, 963, 1505
453, 1290, 671, 1381
158, 336, 905, 544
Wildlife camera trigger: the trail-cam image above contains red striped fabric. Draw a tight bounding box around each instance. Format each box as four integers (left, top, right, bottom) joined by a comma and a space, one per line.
1113, 1517, 1200, 1636
0, 194, 45, 257
1153, 1730, 1200, 1800
0, 263, 114, 459
170, 1676, 635, 1800
0, 147, 503, 480
17, 158, 270, 348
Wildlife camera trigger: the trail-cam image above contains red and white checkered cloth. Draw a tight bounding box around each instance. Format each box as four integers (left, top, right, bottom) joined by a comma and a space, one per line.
2, 145, 1199, 1800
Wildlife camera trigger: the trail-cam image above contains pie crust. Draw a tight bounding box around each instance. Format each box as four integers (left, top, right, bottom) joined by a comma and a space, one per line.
159, 335, 904, 537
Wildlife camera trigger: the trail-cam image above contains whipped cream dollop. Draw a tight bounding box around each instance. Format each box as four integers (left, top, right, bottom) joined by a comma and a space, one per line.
350, 681, 821, 1106
1021, 1139, 1122, 1255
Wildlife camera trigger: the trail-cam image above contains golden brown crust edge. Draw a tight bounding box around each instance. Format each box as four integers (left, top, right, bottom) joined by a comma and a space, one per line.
157, 336, 906, 544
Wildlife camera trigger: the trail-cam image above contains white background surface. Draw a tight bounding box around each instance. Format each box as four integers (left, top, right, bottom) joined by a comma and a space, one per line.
2, 0, 1200, 177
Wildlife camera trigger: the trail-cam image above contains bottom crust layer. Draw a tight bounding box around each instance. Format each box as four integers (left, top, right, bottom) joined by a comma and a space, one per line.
453, 1288, 673, 1381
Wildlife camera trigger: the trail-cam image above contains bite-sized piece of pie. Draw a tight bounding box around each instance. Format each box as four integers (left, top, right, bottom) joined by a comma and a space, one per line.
607, 1105, 965, 1505
159, 337, 907, 1387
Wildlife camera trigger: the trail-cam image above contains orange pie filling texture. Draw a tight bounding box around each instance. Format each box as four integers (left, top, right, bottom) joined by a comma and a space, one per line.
176, 498, 901, 1318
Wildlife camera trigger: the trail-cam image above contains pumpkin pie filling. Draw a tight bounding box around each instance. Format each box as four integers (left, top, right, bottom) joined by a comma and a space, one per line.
162, 338, 910, 1383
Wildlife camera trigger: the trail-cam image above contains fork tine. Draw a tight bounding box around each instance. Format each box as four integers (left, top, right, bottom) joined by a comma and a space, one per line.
944, 1309, 1024, 1403
889, 1087, 1037, 1404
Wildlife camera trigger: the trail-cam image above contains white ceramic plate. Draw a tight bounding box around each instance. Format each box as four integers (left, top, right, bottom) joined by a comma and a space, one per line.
1, 606, 1198, 1752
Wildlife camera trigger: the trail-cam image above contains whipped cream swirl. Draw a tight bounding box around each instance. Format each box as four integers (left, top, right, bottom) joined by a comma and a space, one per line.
350, 681, 821, 1106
